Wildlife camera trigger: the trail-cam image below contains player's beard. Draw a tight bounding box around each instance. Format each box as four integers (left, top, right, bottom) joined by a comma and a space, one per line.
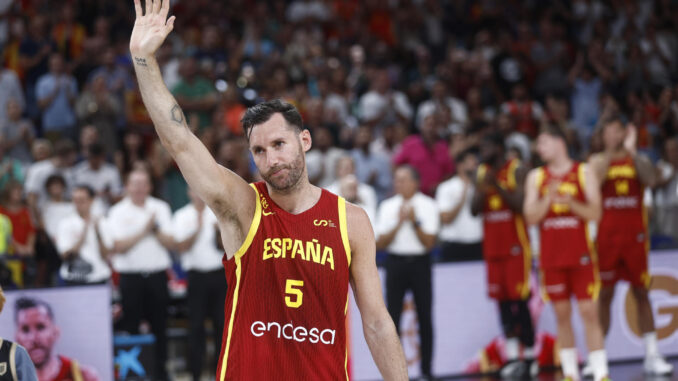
261, 146, 305, 193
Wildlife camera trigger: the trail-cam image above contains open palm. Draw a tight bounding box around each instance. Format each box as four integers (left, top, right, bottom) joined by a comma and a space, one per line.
129, 0, 175, 57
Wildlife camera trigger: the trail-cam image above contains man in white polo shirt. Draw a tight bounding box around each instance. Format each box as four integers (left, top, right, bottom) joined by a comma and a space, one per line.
172, 188, 225, 381
55, 185, 111, 285
376, 165, 439, 380
107, 167, 175, 381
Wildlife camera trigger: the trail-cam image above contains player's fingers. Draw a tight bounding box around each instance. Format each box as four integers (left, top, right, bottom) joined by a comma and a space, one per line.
160, 0, 170, 19
144, 0, 152, 16
165, 16, 175, 34
133, 0, 142, 18
153, 0, 162, 14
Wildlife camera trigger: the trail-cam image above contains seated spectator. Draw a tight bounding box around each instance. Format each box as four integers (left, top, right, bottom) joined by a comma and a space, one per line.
306, 126, 345, 188
359, 69, 413, 130
24, 139, 77, 209
0, 68, 25, 127
73, 143, 123, 212
75, 74, 121, 157
416, 80, 468, 134
40, 174, 75, 243
36, 53, 78, 142
326, 155, 377, 227
0, 181, 35, 287
172, 56, 218, 130
351, 126, 392, 201
0, 98, 35, 166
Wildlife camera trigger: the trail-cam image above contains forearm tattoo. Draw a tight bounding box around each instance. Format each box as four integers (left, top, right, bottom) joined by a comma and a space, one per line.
134, 57, 148, 67
170, 104, 185, 124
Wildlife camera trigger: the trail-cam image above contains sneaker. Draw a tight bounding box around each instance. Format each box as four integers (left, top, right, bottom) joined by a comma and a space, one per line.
644, 355, 674, 375
581, 362, 593, 379
500, 360, 527, 379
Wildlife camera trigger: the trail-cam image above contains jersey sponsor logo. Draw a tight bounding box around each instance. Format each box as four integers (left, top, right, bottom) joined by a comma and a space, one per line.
0, 362, 6, 376
313, 219, 336, 227
486, 210, 512, 222
489, 195, 503, 211
250, 321, 336, 344
607, 164, 636, 179
262, 237, 335, 270
603, 196, 638, 209
614, 179, 630, 195
542, 216, 580, 230
261, 195, 275, 216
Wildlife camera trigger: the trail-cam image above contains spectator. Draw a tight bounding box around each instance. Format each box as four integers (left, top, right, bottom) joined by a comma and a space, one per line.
114, 131, 146, 177
0, 68, 25, 127
0, 285, 39, 381
24, 139, 77, 209
500, 83, 544, 139
107, 168, 174, 380
416, 80, 468, 133
215, 87, 246, 137
359, 69, 413, 130
36, 53, 78, 142
530, 17, 569, 99
326, 155, 378, 227
51, 3, 86, 73
87, 47, 134, 128
654, 136, 678, 243
75, 74, 121, 157
393, 114, 454, 196
1, 98, 36, 166
436, 149, 482, 262
55, 185, 111, 285
39, 174, 75, 244
73, 143, 123, 212
376, 165, 439, 379
568, 52, 610, 149
19, 15, 55, 120
306, 126, 345, 188
171, 188, 225, 381
172, 56, 218, 130
0, 181, 35, 287
351, 126, 392, 201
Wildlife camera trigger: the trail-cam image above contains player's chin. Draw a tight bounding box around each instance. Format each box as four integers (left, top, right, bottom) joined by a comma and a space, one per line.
28, 348, 47, 363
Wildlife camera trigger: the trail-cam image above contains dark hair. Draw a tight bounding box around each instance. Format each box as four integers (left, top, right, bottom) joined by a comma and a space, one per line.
240, 99, 304, 139
88, 142, 105, 157
539, 123, 568, 142
483, 133, 505, 150
396, 164, 420, 182
15, 297, 54, 323
600, 114, 625, 129
455, 148, 477, 163
44, 174, 66, 191
73, 184, 96, 198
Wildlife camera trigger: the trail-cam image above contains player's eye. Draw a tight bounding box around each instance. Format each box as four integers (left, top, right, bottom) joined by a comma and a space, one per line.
274, 141, 284, 147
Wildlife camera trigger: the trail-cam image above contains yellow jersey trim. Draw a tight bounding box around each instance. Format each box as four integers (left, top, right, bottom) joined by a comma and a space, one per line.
338, 197, 351, 267
515, 215, 532, 299
71, 360, 83, 381
507, 159, 520, 189
577, 162, 587, 188
219, 184, 262, 381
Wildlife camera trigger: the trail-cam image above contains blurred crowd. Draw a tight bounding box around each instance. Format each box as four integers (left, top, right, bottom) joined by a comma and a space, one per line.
0, 0, 676, 285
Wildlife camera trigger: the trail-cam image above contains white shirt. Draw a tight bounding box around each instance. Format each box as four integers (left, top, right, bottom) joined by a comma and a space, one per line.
108, 197, 173, 273
41, 200, 76, 241
73, 161, 123, 211
56, 214, 113, 283
24, 160, 75, 203
326, 181, 377, 228
416, 97, 469, 132
359, 90, 413, 123
172, 204, 223, 272
376, 193, 440, 255
305, 147, 346, 188
435, 177, 483, 243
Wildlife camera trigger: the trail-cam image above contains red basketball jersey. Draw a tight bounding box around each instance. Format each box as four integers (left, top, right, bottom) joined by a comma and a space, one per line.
598, 156, 646, 238
536, 162, 596, 269
216, 182, 352, 381
478, 159, 531, 260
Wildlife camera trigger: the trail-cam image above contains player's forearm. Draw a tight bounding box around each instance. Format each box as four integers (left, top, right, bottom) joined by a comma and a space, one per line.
132, 55, 192, 153
524, 198, 550, 225
363, 316, 408, 381
375, 223, 402, 250
569, 199, 601, 222
633, 154, 657, 187
470, 188, 484, 216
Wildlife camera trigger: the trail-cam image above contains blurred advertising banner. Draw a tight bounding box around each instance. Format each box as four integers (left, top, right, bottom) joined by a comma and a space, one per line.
348, 251, 678, 380
0, 285, 114, 381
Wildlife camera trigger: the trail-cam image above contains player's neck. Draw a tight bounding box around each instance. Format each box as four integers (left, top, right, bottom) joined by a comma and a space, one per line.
36, 356, 61, 381
547, 156, 573, 176
267, 178, 322, 215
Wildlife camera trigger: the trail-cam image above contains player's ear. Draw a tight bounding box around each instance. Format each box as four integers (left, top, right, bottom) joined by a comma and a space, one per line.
299, 129, 312, 153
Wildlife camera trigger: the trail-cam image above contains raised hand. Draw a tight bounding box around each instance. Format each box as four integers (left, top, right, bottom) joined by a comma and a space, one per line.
129, 0, 175, 58
623, 123, 638, 154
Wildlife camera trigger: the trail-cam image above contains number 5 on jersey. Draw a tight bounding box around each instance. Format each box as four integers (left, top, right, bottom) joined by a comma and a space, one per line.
285, 279, 304, 308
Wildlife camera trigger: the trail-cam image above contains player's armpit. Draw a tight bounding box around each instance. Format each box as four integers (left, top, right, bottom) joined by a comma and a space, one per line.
346, 203, 408, 381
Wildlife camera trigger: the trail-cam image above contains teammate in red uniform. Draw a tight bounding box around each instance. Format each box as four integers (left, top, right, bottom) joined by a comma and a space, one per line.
588, 117, 673, 376
524, 124, 609, 381
129, 1, 408, 380
471, 135, 536, 379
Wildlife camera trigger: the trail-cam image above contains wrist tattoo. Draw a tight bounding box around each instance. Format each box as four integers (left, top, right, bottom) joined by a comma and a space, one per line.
170, 104, 185, 124
134, 57, 148, 67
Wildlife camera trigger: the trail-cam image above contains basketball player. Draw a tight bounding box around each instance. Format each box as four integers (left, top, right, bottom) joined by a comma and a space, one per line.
470, 135, 536, 378
129, 1, 408, 380
0, 286, 39, 381
587, 118, 673, 375
523, 124, 609, 381
14, 297, 99, 381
